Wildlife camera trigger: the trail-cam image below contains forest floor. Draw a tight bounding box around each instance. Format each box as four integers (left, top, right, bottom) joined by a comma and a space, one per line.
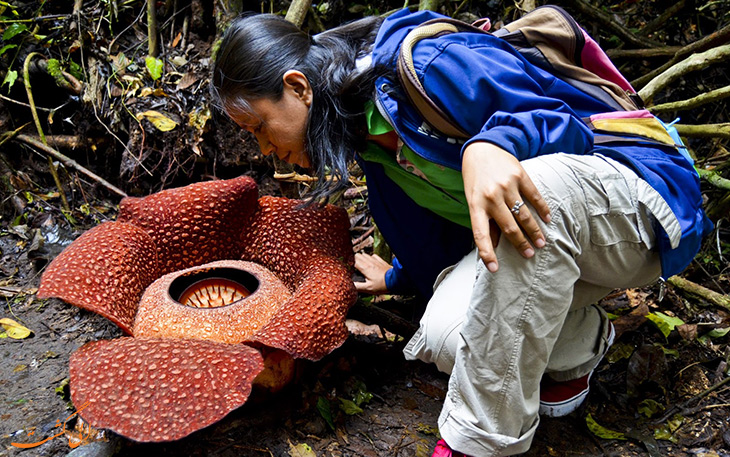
1, 0, 730, 456
1, 228, 729, 457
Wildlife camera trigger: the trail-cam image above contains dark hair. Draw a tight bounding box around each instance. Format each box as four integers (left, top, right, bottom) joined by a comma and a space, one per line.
211, 14, 384, 202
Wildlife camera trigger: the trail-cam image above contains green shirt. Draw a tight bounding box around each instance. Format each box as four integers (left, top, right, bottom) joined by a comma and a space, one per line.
360, 101, 472, 228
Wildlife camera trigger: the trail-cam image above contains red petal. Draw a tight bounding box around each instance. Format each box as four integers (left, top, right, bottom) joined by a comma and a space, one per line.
38, 222, 160, 333
240, 197, 356, 360
241, 196, 354, 289
253, 256, 356, 360
133, 260, 292, 343
118, 177, 258, 275
70, 337, 264, 442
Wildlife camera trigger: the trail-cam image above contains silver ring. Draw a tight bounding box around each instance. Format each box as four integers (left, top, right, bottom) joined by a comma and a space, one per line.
510, 200, 524, 214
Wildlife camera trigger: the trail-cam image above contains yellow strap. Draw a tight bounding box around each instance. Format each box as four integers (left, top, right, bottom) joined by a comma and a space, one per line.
591, 117, 676, 146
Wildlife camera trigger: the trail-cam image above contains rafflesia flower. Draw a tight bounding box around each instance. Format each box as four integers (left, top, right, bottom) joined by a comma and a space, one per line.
38, 176, 356, 442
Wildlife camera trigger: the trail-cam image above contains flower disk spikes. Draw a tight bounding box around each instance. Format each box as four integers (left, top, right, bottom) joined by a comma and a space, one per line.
38, 177, 357, 442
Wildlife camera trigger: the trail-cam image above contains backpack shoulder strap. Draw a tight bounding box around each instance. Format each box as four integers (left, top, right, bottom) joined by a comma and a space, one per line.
495, 5, 642, 111
396, 19, 481, 139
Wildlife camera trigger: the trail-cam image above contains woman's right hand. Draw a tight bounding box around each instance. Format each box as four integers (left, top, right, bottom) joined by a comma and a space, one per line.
354, 253, 391, 295
462, 141, 551, 272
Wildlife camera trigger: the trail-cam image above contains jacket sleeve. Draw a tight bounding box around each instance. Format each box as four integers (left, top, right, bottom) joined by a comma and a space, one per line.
414, 35, 595, 161
384, 257, 417, 295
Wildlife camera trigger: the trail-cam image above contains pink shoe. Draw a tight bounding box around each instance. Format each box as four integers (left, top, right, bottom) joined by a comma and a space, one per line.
539, 323, 616, 417
431, 439, 472, 457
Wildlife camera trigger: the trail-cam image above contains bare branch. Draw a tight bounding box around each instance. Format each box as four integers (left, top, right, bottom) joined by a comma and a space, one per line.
607, 46, 682, 59
638, 44, 730, 104
285, 0, 312, 28
15, 134, 128, 198
675, 123, 730, 139
632, 22, 730, 89
649, 85, 730, 114
697, 168, 730, 191
668, 275, 730, 312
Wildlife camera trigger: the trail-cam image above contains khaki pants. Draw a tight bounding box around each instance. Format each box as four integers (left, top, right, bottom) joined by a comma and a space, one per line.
404, 153, 675, 456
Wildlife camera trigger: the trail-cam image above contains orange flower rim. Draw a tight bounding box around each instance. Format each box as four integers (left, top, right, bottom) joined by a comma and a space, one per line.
38, 177, 356, 442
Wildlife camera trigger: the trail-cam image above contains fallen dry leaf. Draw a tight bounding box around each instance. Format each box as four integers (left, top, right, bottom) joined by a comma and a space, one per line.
0, 318, 32, 339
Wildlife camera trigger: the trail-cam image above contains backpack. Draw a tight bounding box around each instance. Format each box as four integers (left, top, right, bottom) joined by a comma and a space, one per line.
396, 5, 689, 157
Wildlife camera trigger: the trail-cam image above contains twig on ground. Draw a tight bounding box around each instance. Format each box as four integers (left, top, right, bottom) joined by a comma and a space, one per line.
667, 275, 730, 312
653, 376, 730, 424
638, 0, 685, 37
349, 299, 419, 339
352, 226, 376, 247
14, 134, 128, 198
273, 172, 318, 183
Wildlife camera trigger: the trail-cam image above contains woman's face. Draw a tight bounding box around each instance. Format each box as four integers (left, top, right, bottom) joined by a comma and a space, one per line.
228, 70, 312, 168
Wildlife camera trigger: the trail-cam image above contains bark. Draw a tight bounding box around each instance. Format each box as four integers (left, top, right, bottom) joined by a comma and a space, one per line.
147, 0, 158, 57
285, 0, 311, 28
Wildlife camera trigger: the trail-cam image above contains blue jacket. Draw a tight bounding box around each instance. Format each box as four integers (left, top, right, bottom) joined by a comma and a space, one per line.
363, 9, 712, 297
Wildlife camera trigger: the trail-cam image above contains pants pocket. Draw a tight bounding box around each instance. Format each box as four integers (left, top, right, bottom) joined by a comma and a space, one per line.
582, 172, 643, 246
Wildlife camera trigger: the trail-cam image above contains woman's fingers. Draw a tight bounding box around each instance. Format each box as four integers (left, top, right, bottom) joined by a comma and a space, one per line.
469, 199, 499, 272
462, 142, 552, 273
353, 253, 390, 295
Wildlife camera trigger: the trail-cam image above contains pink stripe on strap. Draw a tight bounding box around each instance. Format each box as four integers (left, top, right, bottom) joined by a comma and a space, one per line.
590, 110, 653, 121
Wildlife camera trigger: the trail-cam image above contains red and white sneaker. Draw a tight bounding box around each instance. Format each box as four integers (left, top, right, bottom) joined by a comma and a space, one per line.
539, 322, 616, 417
431, 439, 472, 457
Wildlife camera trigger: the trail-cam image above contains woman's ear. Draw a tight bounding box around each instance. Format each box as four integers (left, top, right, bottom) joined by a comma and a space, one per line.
282, 70, 313, 107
